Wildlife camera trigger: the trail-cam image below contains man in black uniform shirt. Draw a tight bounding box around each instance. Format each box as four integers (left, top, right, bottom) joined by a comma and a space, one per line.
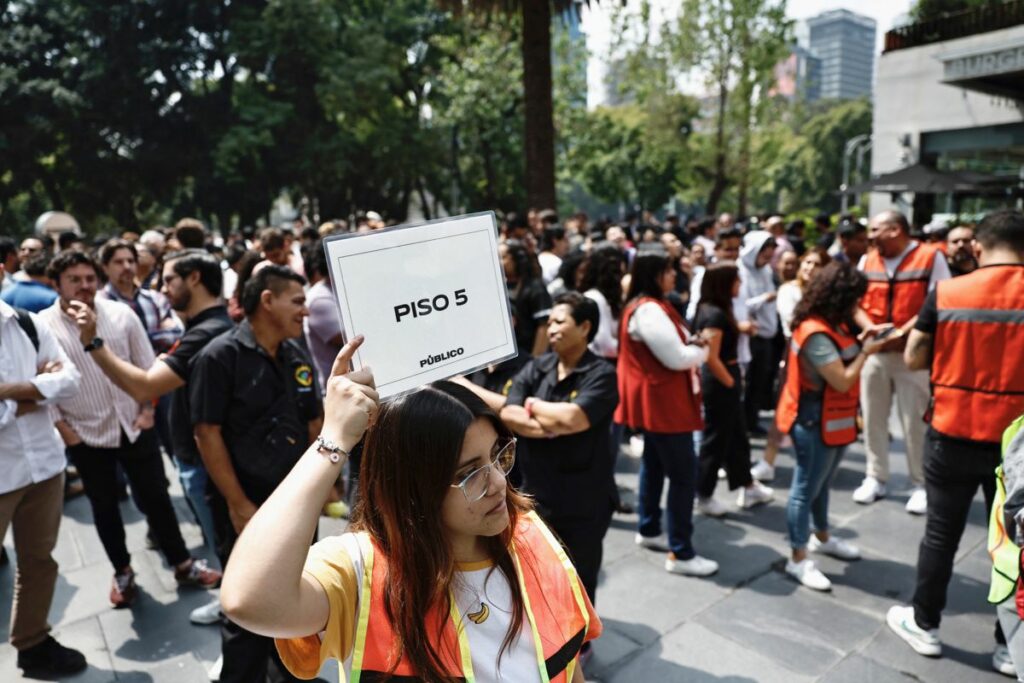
191, 265, 322, 683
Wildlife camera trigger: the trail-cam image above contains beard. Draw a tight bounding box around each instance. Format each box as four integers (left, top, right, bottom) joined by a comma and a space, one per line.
170, 288, 192, 312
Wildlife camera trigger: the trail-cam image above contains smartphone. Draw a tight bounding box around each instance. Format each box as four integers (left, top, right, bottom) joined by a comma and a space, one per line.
875, 327, 898, 340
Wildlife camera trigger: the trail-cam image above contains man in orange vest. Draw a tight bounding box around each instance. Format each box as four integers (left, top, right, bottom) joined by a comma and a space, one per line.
885, 209, 1024, 670
853, 210, 951, 515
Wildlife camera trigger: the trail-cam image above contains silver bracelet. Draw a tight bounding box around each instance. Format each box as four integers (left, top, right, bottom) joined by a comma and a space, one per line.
315, 435, 349, 464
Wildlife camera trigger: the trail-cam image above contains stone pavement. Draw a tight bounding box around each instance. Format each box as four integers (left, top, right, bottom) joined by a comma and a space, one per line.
0, 416, 1010, 682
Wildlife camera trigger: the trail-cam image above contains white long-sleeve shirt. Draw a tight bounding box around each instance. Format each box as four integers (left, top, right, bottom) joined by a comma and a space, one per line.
0, 300, 80, 494
627, 301, 708, 370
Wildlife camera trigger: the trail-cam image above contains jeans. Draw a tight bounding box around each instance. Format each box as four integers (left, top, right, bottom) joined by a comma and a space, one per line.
638, 432, 698, 560
68, 428, 190, 571
912, 428, 1000, 630
786, 401, 845, 549
175, 457, 218, 560
698, 365, 753, 497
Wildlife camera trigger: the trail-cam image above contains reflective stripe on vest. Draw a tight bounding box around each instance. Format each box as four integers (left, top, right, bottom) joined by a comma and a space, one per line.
859, 243, 937, 327
931, 266, 1024, 443
349, 511, 591, 683
988, 415, 1024, 605
775, 318, 860, 447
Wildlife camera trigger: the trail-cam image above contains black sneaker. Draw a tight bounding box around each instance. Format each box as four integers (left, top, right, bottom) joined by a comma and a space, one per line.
17, 635, 87, 677
0, 546, 8, 566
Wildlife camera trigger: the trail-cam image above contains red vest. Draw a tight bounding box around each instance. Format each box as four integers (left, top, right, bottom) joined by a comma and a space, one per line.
349, 511, 596, 682
614, 297, 703, 433
860, 242, 939, 327
930, 265, 1024, 443
775, 318, 861, 446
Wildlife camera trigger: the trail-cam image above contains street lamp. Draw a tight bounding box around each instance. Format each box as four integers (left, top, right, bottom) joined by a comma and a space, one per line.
840, 134, 871, 213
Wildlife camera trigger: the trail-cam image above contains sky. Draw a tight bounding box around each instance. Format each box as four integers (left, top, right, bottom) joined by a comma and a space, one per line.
580, 0, 915, 107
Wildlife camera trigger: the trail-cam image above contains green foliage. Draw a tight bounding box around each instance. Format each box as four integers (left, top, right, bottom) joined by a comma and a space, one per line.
910, 0, 1001, 22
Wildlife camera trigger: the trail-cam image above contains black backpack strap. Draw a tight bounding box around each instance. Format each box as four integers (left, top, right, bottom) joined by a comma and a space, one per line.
13, 307, 40, 352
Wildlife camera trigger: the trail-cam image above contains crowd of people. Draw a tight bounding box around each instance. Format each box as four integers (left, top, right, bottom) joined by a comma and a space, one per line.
0, 204, 1022, 682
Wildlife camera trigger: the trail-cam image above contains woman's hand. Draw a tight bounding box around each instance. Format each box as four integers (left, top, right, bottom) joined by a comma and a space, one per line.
322, 336, 379, 452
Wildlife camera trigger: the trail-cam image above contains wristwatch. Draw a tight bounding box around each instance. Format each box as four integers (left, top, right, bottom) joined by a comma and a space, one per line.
83, 337, 104, 353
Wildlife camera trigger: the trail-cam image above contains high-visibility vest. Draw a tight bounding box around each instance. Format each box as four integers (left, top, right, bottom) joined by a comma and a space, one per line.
615, 297, 703, 434
930, 265, 1024, 443
775, 317, 861, 447
860, 242, 940, 327
987, 414, 1024, 606
349, 510, 597, 683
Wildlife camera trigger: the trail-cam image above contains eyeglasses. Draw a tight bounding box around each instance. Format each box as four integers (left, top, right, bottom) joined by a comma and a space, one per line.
451, 438, 517, 503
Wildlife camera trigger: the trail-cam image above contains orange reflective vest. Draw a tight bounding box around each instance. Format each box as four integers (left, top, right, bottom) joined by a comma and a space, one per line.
860, 242, 940, 327
775, 318, 861, 446
349, 510, 598, 682
930, 265, 1024, 444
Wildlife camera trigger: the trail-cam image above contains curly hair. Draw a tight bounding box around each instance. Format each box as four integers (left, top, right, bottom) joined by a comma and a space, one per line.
579, 244, 627, 319
791, 261, 867, 330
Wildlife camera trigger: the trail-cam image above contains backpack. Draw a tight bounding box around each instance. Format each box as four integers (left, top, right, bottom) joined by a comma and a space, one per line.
13, 307, 40, 352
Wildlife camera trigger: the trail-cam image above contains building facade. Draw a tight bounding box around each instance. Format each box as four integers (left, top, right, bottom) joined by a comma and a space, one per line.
807, 9, 877, 101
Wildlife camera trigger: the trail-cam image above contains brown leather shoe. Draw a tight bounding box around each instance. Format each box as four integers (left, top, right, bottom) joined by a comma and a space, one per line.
110, 567, 137, 608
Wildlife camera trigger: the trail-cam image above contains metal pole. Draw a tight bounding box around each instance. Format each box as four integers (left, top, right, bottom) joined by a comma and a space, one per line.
841, 134, 870, 213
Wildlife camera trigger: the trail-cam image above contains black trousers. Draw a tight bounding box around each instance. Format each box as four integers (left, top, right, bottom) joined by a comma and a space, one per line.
69, 428, 190, 571
210, 491, 306, 683
549, 509, 612, 607
912, 428, 1000, 630
698, 365, 753, 497
744, 335, 777, 428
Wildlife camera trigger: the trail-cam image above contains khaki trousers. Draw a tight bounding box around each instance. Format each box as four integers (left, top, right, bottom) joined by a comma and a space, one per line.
860, 351, 928, 487
0, 472, 64, 650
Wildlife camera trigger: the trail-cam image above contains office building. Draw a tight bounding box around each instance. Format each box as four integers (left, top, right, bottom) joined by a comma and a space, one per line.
807, 9, 877, 100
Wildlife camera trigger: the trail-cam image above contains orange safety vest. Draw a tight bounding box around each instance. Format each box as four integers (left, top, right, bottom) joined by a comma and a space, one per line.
775, 318, 861, 447
349, 510, 598, 683
860, 242, 940, 327
930, 265, 1024, 444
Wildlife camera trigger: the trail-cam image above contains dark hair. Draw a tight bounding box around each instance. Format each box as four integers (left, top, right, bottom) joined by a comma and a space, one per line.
165, 249, 223, 298
625, 253, 673, 302
505, 212, 530, 235
696, 217, 716, 237
351, 381, 532, 682
258, 227, 286, 252
300, 226, 320, 243
241, 264, 306, 315
791, 261, 867, 330
303, 241, 329, 281
815, 213, 831, 227
47, 249, 101, 283
503, 239, 537, 282
787, 220, 806, 235
538, 208, 559, 226
553, 291, 600, 343
0, 238, 16, 263
975, 210, 1024, 253
579, 244, 626, 319
555, 250, 587, 290
225, 243, 248, 268
540, 226, 566, 252
838, 221, 866, 238
698, 262, 739, 331
58, 231, 82, 251
22, 253, 51, 277
173, 218, 207, 249
232, 250, 263, 302
98, 238, 138, 266
715, 227, 742, 244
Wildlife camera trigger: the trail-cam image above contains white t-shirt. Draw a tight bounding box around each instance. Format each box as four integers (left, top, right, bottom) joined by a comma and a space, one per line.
857, 241, 951, 292
538, 252, 562, 286
584, 288, 619, 359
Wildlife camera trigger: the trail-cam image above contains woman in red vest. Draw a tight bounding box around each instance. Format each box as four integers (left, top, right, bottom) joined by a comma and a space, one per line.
616, 253, 718, 577
776, 262, 886, 591
218, 337, 600, 683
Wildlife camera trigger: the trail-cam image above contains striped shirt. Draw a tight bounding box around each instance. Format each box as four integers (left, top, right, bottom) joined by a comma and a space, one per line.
99, 282, 182, 353
39, 297, 155, 448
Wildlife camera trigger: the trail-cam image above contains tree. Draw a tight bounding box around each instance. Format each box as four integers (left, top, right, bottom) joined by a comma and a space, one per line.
910, 0, 1000, 22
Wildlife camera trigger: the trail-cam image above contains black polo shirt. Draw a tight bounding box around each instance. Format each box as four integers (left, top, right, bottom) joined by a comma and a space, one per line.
162, 305, 234, 466
506, 349, 618, 522
190, 319, 322, 503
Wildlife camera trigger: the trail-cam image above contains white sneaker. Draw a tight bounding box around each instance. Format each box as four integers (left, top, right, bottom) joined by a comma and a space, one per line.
785, 558, 832, 591
853, 477, 887, 505
190, 596, 222, 625
208, 654, 224, 682
808, 535, 861, 561
886, 605, 941, 657
750, 460, 775, 482
634, 533, 670, 551
665, 553, 718, 577
993, 644, 1017, 677
628, 435, 644, 458
737, 481, 774, 509
906, 487, 928, 515
696, 496, 728, 517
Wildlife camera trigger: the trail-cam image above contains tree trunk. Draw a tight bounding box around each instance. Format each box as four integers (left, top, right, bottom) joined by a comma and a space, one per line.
520, 0, 556, 211
705, 78, 730, 215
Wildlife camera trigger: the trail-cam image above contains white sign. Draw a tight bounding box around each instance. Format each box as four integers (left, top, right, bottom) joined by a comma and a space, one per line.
323, 212, 517, 399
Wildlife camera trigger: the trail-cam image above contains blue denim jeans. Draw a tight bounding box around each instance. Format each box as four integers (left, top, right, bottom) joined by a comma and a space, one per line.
638, 431, 698, 560
175, 457, 219, 562
786, 401, 846, 550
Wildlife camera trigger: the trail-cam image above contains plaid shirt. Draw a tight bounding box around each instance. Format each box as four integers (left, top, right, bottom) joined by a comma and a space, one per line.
100, 282, 183, 353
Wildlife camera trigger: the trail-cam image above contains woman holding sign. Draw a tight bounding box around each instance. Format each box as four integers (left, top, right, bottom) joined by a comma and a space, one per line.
219, 337, 599, 683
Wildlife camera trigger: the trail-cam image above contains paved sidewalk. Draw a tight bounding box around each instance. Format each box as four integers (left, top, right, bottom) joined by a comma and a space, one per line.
0, 420, 1009, 682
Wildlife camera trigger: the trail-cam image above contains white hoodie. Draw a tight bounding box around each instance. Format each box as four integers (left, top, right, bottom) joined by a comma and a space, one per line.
739, 230, 778, 339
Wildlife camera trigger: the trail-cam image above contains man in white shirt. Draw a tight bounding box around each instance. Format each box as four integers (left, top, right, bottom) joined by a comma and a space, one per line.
0, 279, 86, 677
39, 250, 220, 609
